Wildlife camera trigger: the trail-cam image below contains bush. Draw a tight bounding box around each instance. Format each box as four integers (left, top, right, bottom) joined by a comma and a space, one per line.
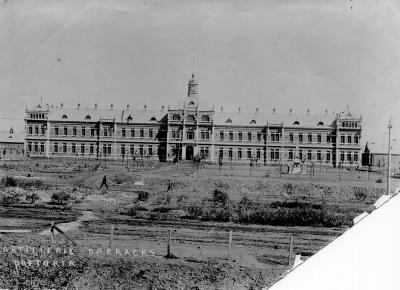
376, 178, 383, 183
212, 188, 229, 204
2, 176, 17, 187
25, 192, 40, 204
136, 191, 150, 201
1, 192, 22, 206
50, 191, 71, 205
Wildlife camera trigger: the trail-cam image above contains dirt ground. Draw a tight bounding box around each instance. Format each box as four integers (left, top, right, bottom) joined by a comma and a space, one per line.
0, 159, 396, 289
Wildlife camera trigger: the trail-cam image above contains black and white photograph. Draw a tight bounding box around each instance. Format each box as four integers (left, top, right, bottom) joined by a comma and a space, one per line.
0, 0, 400, 289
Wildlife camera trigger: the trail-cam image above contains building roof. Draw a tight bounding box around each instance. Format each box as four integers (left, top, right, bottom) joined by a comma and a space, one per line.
47, 107, 167, 123
0, 129, 24, 144
213, 111, 336, 127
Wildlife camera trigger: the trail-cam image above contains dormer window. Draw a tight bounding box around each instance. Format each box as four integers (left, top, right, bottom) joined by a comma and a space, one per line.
250, 120, 256, 124
126, 115, 133, 122
201, 115, 210, 122
225, 119, 232, 124
293, 120, 300, 125
187, 115, 195, 122
62, 114, 68, 119
172, 114, 180, 121
85, 115, 91, 120
317, 121, 324, 126
188, 101, 195, 106
150, 116, 157, 122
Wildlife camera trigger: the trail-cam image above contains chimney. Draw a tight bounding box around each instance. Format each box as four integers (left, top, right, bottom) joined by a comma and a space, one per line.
127, 104, 130, 109
77, 103, 80, 109
161, 105, 164, 111
110, 104, 114, 110
272, 108, 276, 114
256, 108, 259, 113
307, 109, 310, 115
325, 109, 328, 115
221, 106, 223, 112
238, 107, 241, 113
60, 102, 63, 109
144, 105, 147, 111
95, 104, 98, 109
289, 108, 292, 115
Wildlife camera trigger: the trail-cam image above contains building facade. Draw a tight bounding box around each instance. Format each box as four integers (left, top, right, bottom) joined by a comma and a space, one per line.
25, 75, 362, 166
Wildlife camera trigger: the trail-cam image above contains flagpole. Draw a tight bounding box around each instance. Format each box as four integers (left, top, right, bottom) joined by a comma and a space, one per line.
387, 117, 392, 195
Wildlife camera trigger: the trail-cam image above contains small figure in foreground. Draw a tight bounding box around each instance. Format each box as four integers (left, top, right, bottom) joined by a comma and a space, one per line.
100, 175, 109, 189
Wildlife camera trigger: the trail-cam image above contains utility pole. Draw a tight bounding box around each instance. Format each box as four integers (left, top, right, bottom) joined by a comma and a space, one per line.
387, 117, 392, 195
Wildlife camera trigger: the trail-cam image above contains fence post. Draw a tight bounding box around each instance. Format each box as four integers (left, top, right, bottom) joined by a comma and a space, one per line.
51, 221, 54, 244
288, 235, 293, 267
228, 230, 232, 261
167, 229, 172, 257
109, 225, 114, 247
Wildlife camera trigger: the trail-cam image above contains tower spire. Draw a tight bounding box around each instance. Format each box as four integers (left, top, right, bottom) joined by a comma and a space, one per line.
187, 73, 198, 98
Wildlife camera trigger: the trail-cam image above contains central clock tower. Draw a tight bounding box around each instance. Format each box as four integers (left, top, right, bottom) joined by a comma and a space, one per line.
187, 74, 198, 98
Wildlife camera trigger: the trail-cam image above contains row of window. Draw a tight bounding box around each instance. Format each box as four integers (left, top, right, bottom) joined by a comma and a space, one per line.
341, 121, 359, 128
218, 147, 263, 159
29, 113, 46, 119
171, 114, 210, 122
49, 143, 156, 156
49, 126, 155, 139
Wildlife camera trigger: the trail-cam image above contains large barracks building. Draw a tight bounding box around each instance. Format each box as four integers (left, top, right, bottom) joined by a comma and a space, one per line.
25, 74, 362, 166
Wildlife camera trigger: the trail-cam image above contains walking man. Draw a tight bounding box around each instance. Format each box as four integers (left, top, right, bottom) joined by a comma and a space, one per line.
100, 175, 109, 189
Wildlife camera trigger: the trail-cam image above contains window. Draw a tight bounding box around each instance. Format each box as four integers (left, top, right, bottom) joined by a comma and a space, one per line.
85, 115, 91, 120
90, 144, 94, 155
103, 144, 107, 156
238, 148, 242, 159
326, 151, 330, 161
289, 149, 293, 160
257, 132, 262, 141
73, 127, 77, 136
64, 127, 68, 136
131, 129, 135, 138
299, 149, 303, 160
256, 148, 261, 159
28, 142, 32, 152
150, 117, 157, 122
250, 120, 256, 124
139, 145, 144, 155
354, 153, 358, 162
126, 115, 133, 122
289, 133, 294, 142
62, 114, 68, 119
317, 134, 321, 143
340, 151, 345, 161
220, 131, 224, 140
80, 144, 85, 154
299, 133, 303, 143
238, 131, 242, 141
187, 131, 194, 140
41, 125, 45, 135
172, 114, 180, 121
219, 148, 224, 158
270, 149, 275, 160
103, 128, 108, 137
187, 115, 195, 122
130, 144, 134, 155
35, 126, 39, 135
72, 143, 76, 154
28, 126, 33, 135
293, 121, 300, 125
148, 146, 153, 156
318, 121, 324, 126
229, 131, 233, 141
225, 119, 232, 124
347, 135, 352, 144
188, 101, 195, 106
149, 129, 153, 138
91, 127, 96, 137
107, 144, 112, 155
54, 143, 58, 153
201, 130, 210, 140
228, 148, 233, 159
271, 132, 280, 142
172, 130, 180, 139
122, 128, 126, 138
308, 133, 312, 143
275, 149, 279, 160
326, 134, 331, 143
341, 135, 345, 144
354, 135, 359, 144
81, 127, 86, 136
63, 143, 67, 153
247, 132, 252, 141
202, 115, 210, 122
40, 142, 44, 153
121, 144, 125, 156
317, 150, 321, 161
247, 148, 252, 159
347, 152, 352, 162
34, 142, 38, 152
140, 129, 144, 138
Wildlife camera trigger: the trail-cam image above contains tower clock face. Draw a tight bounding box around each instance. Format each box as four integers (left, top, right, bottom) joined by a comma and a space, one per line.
190, 86, 195, 92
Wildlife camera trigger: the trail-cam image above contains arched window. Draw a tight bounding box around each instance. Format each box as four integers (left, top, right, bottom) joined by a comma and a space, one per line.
249, 120, 256, 124
187, 115, 195, 122
150, 116, 157, 122
62, 114, 68, 119
201, 115, 210, 122
172, 114, 180, 121
317, 121, 324, 126
293, 120, 300, 125
225, 119, 232, 124
84, 115, 91, 120
126, 115, 133, 122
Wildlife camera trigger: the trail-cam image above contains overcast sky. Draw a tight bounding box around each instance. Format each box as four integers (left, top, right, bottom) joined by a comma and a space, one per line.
0, 0, 399, 152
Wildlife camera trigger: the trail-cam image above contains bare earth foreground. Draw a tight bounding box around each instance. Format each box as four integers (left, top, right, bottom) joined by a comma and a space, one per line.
0, 159, 394, 289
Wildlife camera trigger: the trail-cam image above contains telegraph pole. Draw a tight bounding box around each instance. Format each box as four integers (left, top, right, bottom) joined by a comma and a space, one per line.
387, 118, 392, 195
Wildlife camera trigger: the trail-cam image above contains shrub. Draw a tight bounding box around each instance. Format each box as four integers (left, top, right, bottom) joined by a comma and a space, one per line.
2, 176, 17, 187
376, 178, 383, 184
1, 191, 22, 206
136, 191, 150, 201
25, 192, 40, 204
50, 191, 71, 205
354, 188, 367, 201
212, 188, 229, 204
